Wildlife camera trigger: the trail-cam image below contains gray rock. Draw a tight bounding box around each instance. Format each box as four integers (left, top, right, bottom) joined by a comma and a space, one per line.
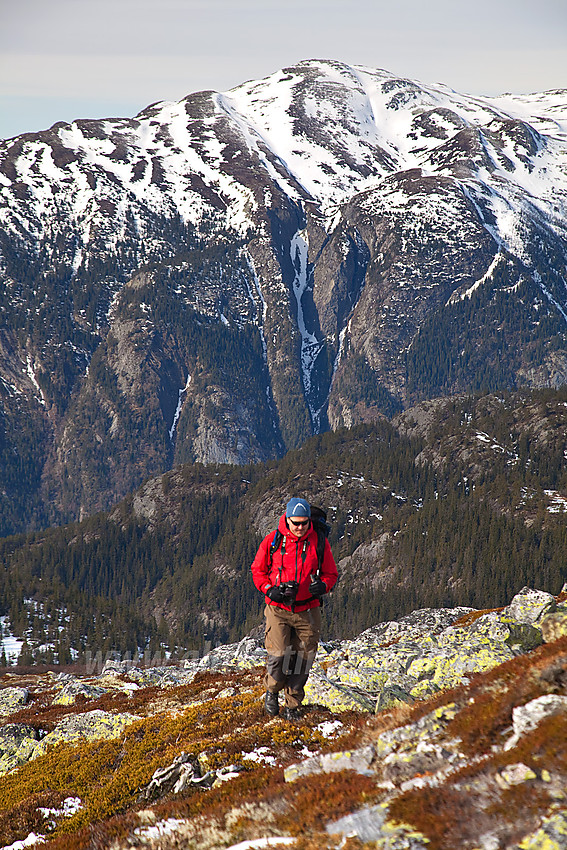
505, 694, 567, 750
304, 671, 377, 713
97, 659, 198, 688
0, 686, 29, 716
125, 666, 197, 688
376, 685, 416, 712
515, 811, 567, 849
191, 636, 266, 672
540, 609, 567, 643
347, 607, 476, 653
31, 709, 140, 759
303, 591, 555, 713
0, 722, 39, 776
503, 587, 556, 624
52, 680, 108, 705
284, 744, 376, 782
454, 611, 543, 651
326, 804, 387, 842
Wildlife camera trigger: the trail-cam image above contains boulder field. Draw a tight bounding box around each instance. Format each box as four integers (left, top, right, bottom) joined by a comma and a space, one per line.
0, 586, 565, 849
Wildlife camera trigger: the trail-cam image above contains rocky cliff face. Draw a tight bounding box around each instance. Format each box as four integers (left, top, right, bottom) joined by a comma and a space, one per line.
0, 586, 565, 849
1, 60, 567, 530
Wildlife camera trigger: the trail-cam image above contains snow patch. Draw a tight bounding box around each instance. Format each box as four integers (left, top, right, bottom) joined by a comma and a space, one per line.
242, 747, 277, 766
1, 833, 46, 849
290, 229, 324, 431
25, 355, 46, 407
449, 252, 502, 303
169, 374, 192, 441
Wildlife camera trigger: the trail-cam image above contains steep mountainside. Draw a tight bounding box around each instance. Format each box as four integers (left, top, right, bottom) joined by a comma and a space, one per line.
1, 60, 567, 531
0, 390, 566, 666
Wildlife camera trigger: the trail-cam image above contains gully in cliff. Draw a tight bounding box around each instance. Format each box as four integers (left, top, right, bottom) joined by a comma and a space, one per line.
251, 498, 338, 720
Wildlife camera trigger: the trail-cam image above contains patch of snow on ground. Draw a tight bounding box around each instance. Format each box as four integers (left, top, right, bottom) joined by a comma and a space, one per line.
544, 490, 567, 513
1, 835, 46, 849
242, 747, 277, 767
0, 616, 23, 663
316, 719, 344, 738
38, 797, 82, 820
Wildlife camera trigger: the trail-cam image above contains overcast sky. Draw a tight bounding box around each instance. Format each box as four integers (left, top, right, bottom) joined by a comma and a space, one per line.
1, 0, 566, 140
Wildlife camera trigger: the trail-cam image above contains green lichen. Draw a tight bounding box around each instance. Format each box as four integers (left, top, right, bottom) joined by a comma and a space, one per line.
517, 812, 567, 849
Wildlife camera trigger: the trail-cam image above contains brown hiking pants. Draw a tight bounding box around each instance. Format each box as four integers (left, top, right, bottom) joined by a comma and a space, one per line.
264, 604, 321, 709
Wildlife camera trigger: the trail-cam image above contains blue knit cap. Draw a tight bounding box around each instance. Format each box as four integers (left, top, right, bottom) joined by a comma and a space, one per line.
286, 497, 311, 518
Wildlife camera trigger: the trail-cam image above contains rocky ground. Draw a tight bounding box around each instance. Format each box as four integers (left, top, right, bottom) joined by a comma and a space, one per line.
0, 586, 566, 849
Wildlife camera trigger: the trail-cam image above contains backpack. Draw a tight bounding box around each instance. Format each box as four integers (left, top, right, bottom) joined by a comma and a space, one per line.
269, 505, 331, 577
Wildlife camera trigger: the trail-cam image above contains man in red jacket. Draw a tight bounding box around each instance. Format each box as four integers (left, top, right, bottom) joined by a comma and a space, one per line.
251, 497, 338, 720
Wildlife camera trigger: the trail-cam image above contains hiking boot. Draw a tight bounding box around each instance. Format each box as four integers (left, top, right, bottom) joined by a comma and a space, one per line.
282, 706, 302, 721
264, 690, 279, 716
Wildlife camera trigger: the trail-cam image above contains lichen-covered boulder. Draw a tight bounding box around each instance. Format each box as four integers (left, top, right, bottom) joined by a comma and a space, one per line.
374, 821, 431, 849
31, 709, 140, 759
306, 595, 555, 713
372, 703, 460, 760
304, 670, 375, 713
333, 646, 422, 693
327, 807, 432, 848
190, 636, 266, 672
503, 587, 556, 624
284, 744, 376, 782
0, 722, 39, 776
326, 803, 387, 844
376, 685, 416, 712
505, 695, 567, 751
52, 679, 109, 705
100, 658, 198, 688
516, 811, 567, 849
451, 611, 543, 651
340, 607, 476, 655
121, 666, 195, 688
0, 686, 29, 716
405, 639, 515, 689
540, 608, 567, 643
495, 762, 537, 788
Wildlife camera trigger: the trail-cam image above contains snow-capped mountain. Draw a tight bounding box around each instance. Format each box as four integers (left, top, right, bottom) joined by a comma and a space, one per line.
1, 59, 567, 531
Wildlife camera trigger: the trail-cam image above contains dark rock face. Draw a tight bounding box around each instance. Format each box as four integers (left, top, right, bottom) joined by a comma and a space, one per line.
1, 60, 567, 529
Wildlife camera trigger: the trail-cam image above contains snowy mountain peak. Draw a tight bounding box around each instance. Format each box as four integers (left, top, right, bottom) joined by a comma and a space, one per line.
1, 59, 566, 244
1, 60, 567, 532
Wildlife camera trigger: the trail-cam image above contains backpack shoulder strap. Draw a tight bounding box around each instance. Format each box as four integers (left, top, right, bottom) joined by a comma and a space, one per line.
268, 529, 283, 566
310, 506, 330, 576
315, 526, 325, 574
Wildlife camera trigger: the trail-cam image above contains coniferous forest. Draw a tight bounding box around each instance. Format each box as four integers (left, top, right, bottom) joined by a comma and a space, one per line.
0, 388, 566, 667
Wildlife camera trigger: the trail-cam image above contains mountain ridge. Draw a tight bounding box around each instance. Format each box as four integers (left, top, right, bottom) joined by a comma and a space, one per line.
1, 59, 567, 532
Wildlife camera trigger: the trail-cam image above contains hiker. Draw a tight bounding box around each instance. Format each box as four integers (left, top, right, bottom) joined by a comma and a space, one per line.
251, 497, 338, 720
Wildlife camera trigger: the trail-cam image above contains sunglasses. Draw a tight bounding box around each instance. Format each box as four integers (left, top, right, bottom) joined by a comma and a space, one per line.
289, 518, 309, 527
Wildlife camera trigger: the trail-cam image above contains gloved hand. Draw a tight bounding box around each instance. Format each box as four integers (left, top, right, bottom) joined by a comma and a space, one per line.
309, 576, 326, 597
266, 585, 285, 603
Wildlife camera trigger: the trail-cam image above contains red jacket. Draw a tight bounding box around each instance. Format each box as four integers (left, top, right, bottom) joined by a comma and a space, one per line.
251, 513, 338, 612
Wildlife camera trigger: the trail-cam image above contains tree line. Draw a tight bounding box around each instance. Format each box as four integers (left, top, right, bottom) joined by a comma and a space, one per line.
0, 390, 566, 665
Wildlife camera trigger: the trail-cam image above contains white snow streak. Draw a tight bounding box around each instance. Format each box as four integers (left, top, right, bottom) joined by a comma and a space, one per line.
25, 355, 46, 407
290, 229, 324, 430
169, 374, 191, 441
449, 252, 503, 303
